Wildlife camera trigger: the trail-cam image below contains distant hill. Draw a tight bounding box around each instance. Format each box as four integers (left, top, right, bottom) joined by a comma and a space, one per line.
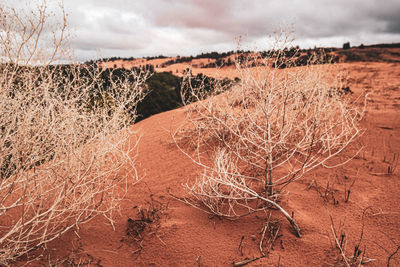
335, 43, 400, 63
88, 43, 400, 73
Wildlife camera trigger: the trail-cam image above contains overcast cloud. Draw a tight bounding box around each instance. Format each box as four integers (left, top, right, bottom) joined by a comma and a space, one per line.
7, 0, 400, 61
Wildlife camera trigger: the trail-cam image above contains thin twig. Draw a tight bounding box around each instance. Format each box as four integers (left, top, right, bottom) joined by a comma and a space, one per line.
387, 245, 400, 267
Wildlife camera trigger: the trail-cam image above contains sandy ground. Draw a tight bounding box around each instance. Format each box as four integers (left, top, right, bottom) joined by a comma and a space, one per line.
17, 61, 400, 266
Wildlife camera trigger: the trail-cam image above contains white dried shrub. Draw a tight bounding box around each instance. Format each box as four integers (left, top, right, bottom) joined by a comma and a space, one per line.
175, 32, 365, 237
0, 1, 148, 264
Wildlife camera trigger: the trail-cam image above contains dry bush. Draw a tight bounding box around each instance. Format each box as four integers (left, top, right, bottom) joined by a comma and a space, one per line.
173, 32, 366, 237
0, 1, 148, 264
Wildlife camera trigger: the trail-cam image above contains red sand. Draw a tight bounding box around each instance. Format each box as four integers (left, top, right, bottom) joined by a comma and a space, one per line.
17, 61, 400, 266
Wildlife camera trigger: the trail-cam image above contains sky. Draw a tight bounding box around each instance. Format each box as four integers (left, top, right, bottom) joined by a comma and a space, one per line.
5, 0, 400, 61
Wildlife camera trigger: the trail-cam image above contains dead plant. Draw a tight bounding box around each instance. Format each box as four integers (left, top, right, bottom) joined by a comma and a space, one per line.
259, 212, 282, 257
173, 31, 366, 237
329, 208, 375, 266
0, 1, 148, 264
126, 195, 168, 254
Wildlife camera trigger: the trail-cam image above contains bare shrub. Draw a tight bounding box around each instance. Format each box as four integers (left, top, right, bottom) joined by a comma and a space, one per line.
173, 32, 365, 237
0, 1, 148, 264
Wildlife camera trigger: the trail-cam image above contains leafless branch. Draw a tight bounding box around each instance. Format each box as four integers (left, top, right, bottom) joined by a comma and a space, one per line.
173, 31, 365, 237
0, 2, 148, 264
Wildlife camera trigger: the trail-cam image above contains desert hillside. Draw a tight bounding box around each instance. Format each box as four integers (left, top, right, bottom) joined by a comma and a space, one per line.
3, 1, 400, 266
17, 60, 400, 266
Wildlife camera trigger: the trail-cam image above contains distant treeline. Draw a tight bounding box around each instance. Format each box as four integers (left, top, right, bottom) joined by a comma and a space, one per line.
86, 42, 400, 70
86, 57, 137, 64
4, 63, 145, 119
89, 43, 400, 65
1, 63, 236, 178
5, 63, 234, 123
79, 64, 233, 121
136, 70, 235, 121
89, 46, 341, 69
362, 43, 400, 48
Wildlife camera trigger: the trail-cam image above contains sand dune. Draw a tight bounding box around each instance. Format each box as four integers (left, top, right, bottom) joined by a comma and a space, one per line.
16, 61, 400, 266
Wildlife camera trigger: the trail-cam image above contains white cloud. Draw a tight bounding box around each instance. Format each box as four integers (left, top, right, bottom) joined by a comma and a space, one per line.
4, 0, 400, 60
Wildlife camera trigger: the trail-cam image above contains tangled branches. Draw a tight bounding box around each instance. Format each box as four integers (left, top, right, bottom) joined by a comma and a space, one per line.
174, 32, 365, 237
0, 1, 148, 264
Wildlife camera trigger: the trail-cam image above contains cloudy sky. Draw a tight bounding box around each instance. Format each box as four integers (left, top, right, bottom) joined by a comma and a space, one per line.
7, 0, 400, 61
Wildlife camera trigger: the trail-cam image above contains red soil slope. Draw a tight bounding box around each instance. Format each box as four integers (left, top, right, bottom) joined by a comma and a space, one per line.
19, 62, 400, 266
